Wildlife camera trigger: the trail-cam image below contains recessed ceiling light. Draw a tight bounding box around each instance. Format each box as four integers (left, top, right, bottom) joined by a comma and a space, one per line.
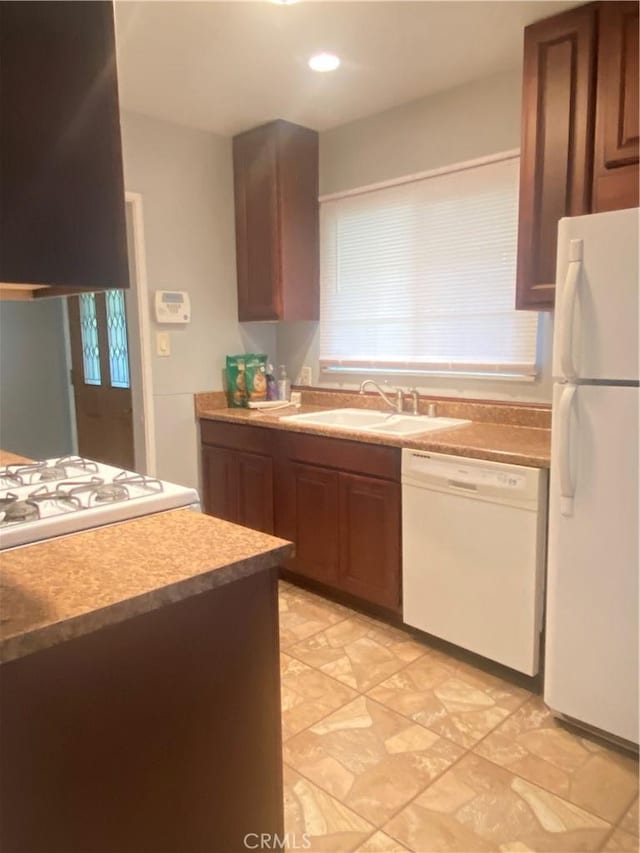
271, 0, 299, 4
308, 52, 340, 73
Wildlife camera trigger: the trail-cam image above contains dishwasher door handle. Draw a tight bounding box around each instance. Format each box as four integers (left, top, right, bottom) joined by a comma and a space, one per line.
447, 480, 479, 492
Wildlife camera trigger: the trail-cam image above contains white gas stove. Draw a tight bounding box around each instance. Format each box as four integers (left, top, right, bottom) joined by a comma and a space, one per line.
0, 456, 200, 551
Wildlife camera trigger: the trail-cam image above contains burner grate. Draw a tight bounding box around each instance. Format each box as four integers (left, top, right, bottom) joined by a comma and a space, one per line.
0, 462, 46, 488
55, 456, 99, 474
28, 485, 83, 513
113, 472, 164, 493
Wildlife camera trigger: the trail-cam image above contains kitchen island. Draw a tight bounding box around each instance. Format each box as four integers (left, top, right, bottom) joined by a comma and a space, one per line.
0, 509, 293, 853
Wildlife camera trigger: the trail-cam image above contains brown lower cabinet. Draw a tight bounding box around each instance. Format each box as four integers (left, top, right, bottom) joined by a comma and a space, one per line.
200, 421, 402, 613
275, 460, 340, 585
338, 473, 401, 609
202, 444, 274, 533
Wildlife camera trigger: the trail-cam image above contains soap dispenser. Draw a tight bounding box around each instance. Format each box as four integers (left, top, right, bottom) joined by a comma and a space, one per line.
277, 365, 291, 401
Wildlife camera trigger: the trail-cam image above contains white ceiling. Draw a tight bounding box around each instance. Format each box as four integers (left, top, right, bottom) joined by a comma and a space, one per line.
115, 0, 580, 137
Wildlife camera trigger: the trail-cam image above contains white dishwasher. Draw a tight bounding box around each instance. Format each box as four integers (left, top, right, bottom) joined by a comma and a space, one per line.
402, 449, 548, 675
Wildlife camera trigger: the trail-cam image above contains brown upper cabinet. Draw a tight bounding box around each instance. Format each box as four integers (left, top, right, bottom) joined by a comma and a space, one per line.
592, 1, 639, 213
516, 3, 598, 310
0, 0, 129, 299
516, 1, 639, 311
233, 120, 319, 322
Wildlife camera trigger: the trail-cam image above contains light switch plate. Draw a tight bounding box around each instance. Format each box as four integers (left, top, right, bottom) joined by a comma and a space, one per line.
156, 331, 171, 357
300, 365, 313, 385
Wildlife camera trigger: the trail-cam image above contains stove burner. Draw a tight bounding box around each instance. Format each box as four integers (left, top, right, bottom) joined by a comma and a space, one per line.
39, 465, 68, 482
2, 499, 39, 523
0, 492, 19, 510
93, 483, 129, 503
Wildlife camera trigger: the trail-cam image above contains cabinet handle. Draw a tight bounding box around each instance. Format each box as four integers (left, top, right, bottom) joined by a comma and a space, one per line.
558, 239, 583, 381
557, 384, 577, 517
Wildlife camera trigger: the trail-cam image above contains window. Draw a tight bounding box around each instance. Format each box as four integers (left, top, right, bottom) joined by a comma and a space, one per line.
319, 153, 538, 380
105, 289, 130, 389
78, 290, 131, 388
79, 293, 101, 385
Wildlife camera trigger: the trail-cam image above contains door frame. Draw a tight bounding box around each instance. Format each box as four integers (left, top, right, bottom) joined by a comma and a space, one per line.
64, 191, 156, 474
125, 191, 156, 476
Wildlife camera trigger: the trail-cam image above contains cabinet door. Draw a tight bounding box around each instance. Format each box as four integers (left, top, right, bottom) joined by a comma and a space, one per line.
275, 462, 339, 585
516, 4, 597, 310
233, 125, 281, 321
237, 452, 274, 534
0, 1, 128, 293
202, 445, 238, 522
592, 1, 639, 212
338, 474, 401, 611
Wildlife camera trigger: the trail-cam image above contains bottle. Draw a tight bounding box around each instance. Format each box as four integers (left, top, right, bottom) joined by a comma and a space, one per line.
266, 363, 278, 401
277, 365, 291, 401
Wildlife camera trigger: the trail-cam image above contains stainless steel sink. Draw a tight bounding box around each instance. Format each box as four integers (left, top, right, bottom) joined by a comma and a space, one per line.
280, 408, 470, 436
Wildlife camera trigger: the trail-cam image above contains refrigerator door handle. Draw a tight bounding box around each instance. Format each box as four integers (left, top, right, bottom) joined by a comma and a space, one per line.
558, 239, 583, 381
558, 384, 577, 516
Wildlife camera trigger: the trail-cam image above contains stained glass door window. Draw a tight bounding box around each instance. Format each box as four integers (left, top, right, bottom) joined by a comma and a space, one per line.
79, 293, 101, 385
78, 291, 130, 388
105, 290, 130, 389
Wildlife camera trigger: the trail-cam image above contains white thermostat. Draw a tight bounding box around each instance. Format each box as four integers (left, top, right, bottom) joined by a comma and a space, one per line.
155, 290, 191, 324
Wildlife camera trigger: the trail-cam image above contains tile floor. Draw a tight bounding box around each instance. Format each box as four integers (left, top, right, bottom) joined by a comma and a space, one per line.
278, 581, 639, 853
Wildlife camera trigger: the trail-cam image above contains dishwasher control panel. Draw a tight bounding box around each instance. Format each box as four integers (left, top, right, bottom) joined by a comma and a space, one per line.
402, 450, 540, 507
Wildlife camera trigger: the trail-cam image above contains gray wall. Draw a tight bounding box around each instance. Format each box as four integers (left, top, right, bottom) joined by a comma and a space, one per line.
120, 111, 275, 488
0, 299, 74, 459
277, 69, 554, 404
319, 69, 522, 195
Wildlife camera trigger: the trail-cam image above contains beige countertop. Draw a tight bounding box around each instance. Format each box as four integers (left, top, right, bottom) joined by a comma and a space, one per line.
197, 403, 551, 469
0, 450, 32, 466
0, 509, 293, 664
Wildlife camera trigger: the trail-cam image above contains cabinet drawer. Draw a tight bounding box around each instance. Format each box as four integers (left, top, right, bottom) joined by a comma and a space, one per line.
200, 420, 273, 455
276, 431, 400, 481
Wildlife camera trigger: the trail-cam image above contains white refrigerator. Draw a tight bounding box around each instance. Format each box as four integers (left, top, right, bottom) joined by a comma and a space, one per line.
545, 207, 639, 745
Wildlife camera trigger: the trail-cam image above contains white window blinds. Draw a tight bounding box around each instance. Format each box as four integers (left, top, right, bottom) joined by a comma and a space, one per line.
319, 154, 539, 379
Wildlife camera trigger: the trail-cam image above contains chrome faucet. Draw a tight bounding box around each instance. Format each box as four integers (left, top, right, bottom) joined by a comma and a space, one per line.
408, 388, 420, 415
359, 380, 404, 414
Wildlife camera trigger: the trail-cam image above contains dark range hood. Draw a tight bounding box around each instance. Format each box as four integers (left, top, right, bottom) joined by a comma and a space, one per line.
0, 1, 129, 300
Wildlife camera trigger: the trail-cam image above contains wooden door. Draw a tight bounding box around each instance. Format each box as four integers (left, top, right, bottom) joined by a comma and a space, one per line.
593, 1, 639, 212
338, 474, 401, 611
67, 291, 134, 469
275, 461, 339, 584
516, 3, 598, 310
237, 451, 274, 533
233, 124, 281, 321
201, 445, 238, 522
